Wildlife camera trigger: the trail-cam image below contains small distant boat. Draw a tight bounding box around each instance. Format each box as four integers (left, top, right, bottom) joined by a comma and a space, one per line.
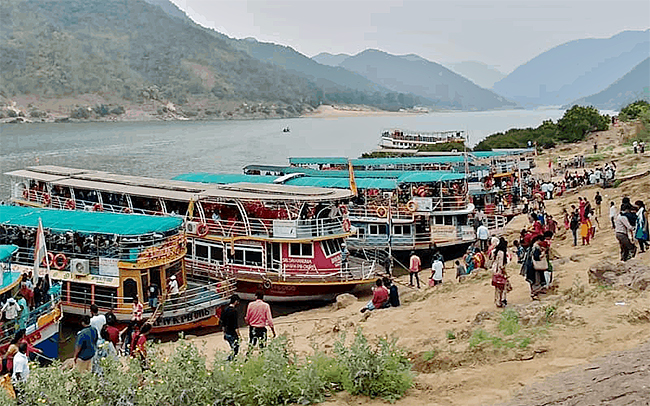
282, 127, 290, 133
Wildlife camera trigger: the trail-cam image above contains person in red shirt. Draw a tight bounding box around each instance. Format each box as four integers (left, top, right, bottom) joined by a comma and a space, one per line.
245, 291, 275, 349
131, 323, 151, 368
360, 279, 389, 313
104, 312, 120, 349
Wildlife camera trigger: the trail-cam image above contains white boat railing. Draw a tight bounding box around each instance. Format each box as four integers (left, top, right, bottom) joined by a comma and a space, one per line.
218, 260, 378, 283
199, 216, 347, 239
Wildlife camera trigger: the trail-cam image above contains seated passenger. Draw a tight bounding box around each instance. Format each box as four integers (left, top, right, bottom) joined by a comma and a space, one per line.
360, 279, 389, 313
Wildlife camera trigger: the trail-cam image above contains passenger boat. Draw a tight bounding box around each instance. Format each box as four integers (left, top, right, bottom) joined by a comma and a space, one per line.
174, 170, 476, 254
0, 206, 235, 333
379, 129, 466, 150
6, 166, 379, 302
0, 245, 62, 360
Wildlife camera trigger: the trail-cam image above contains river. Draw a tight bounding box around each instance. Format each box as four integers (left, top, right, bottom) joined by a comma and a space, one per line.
0, 108, 564, 200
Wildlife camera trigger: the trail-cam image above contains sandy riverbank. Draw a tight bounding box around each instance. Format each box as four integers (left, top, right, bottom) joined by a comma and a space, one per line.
178, 121, 650, 405
300, 104, 428, 118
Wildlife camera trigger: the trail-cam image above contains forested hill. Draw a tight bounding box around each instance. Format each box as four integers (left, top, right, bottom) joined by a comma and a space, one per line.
0, 0, 318, 106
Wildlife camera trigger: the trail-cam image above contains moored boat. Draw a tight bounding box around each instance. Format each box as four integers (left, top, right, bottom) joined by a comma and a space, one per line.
379, 129, 466, 150
0, 206, 235, 333
6, 167, 379, 302
0, 245, 62, 360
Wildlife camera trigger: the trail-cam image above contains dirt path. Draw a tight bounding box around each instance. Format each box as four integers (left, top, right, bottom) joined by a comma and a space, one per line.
497, 340, 650, 406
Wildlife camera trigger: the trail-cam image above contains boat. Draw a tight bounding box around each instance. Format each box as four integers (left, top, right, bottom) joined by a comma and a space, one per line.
175, 170, 476, 255
0, 205, 235, 333
379, 129, 466, 150
0, 245, 62, 360
6, 166, 379, 302
282, 127, 290, 133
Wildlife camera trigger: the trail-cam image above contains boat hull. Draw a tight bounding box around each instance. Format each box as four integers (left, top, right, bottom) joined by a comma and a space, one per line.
235, 278, 375, 302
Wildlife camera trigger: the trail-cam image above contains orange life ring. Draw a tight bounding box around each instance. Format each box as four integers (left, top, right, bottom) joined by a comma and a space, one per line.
41, 252, 54, 268
197, 223, 209, 237
93, 203, 103, 212
122, 207, 132, 214
42, 193, 51, 206
342, 219, 351, 232
22, 189, 29, 199
376, 206, 388, 218
64, 199, 76, 210
406, 200, 418, 212
53, 253, 68, 270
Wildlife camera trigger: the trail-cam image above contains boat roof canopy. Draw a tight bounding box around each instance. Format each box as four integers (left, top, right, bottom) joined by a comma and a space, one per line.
0, 245, 19, 262
173, 173, 277, 185
289, 156, 468, 166
397, 172, 467, 183
0, 206, 183, 236
284, 177, 398, 190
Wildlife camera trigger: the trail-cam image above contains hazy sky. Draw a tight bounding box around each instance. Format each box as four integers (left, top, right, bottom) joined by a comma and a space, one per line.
171, 0, 649, 73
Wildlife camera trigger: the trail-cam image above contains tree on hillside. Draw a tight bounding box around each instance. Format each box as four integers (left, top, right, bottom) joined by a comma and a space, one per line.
619, 100, 650, 121
556, 105, 609, 142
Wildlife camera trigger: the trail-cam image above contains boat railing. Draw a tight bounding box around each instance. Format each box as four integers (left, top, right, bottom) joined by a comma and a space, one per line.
348, 205, 413, 220
161, 277, 236, 314
225, 260, 377, 283
0, 287, 61, 345
485, 215, 508, 235
201, 216, 347, 239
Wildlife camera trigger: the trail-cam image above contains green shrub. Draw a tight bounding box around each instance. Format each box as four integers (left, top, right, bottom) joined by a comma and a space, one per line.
498, 309, 521, 336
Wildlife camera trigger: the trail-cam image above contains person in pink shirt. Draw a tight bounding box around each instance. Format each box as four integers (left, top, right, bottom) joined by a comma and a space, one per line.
245, 291, 276, 349
131, 297, 143, 322
409, 251, 421, 288
360, 279, 389, 313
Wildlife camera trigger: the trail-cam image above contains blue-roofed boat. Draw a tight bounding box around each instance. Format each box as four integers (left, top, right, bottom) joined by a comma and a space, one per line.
0, 245, 62, 361
6, 167, 379, 302
0, 206, 236, 333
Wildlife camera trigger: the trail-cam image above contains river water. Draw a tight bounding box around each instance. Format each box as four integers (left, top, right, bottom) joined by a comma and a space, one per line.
0, 108, 563, 199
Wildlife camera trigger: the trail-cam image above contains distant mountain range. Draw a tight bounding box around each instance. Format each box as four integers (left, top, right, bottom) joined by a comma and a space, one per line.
569, 58, 650, 110
445, 61, 506, 89
312, 52, 352, 67
493, 30, 650, 107
337, 50, 515, 110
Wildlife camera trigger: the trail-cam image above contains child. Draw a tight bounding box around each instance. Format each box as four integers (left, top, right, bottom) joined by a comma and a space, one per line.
512, 240, 524, 263
455, 260, 466, 282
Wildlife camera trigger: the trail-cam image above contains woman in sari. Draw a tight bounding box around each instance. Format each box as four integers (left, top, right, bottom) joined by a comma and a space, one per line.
635, 200, 649, 252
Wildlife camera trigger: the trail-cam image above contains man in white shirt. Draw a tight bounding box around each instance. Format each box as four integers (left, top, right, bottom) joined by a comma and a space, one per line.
609, 202, 618, 229
89, 304, 106, 335
2, 298, 21, 322
12, 343, 29, 384
615, 210, 636, 261
431, 259, 444, 286
477, 224, 490, 252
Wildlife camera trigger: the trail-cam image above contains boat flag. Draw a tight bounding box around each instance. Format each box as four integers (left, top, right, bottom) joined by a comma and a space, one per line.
348, 160, 358, 196
34, 217, 49, 282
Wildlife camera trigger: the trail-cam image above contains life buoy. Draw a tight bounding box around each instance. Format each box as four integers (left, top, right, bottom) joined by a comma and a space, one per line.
416, 186, 426, 197
339, 205, 348, 215
122, 207, 132, 214
262, 279, 272, 290
197, 223, 209, 237
342, 218, 351, 232
376, 206, 388, 218
53, 253, 68, 270
22, 189, 29, 200
406, 200, 418, 212
42, 193, 51, 206
65, 199, 76, 210
93, 203, 103, 212
41, 252, 54, 268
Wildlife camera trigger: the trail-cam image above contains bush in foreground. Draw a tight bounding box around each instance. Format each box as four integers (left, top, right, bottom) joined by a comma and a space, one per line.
1, 331, 412, 406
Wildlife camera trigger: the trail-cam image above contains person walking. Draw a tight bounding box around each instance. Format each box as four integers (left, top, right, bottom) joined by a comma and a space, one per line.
491, 238, 509, 307
477, 223, 490, 252
89, 304, 106, 335
245, 291, 276, 350
220, 294, 241, 361
73, 316, 98, 372
408, 251, 421, 288
569, 207, 580, 247
594, 191, 602, 217
615, 208, 637, 261
635, 200, 649, 253
609, 201, 618, 229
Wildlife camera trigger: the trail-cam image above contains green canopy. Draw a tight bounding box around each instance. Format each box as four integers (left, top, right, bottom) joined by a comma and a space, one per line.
284, 177, 398, 190
173, 173, 277, 184
289, 156, 468, 166
0, 245, 18, 262
0, 206, 183, 236
396, 172, 467, 183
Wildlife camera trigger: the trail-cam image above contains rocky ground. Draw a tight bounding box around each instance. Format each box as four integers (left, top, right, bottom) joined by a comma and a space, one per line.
178, 120, 650, 406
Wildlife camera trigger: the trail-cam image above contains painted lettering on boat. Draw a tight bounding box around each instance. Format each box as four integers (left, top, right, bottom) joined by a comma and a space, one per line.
154, 308, 213, 326
282, 258, 317, 273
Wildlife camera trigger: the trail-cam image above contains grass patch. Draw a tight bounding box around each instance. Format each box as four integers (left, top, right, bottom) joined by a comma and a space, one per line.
422, 349, 438, 362
446, 330, 456, 340
585, 153, 605, 162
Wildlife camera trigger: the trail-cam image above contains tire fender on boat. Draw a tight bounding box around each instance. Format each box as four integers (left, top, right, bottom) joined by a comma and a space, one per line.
262, 279, 272, 290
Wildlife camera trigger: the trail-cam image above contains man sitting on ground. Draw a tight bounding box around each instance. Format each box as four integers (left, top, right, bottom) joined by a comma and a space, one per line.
361, 279, 389, 313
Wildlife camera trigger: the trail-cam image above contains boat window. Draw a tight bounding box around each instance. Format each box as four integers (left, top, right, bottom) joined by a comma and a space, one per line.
210, 245, 223, 263
435, 216, 444, 225
457, 215, 468, 226
289, 243, 313, 257
195, 243, 209, 261
94, 286, 117, 309
321, 239, 341, 257
123, 278, 138, 302
444, 216, 454, 225
369, 224, 387, 235
247, 250, 263, 266
186, 241, 194, 258
165, 260, 184, 286
68, 282, 92, 306
393, 225, 411, 235
164, 200, 188, 216
234, 249, 245, 265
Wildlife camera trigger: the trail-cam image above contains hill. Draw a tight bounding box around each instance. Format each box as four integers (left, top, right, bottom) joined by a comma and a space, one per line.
0, 0, 320, 111
311, 52, 351, 67
569, 57, 650, 110
493, 30, 650, 106
339, 50, 516, 110
446, 61, 506, 89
